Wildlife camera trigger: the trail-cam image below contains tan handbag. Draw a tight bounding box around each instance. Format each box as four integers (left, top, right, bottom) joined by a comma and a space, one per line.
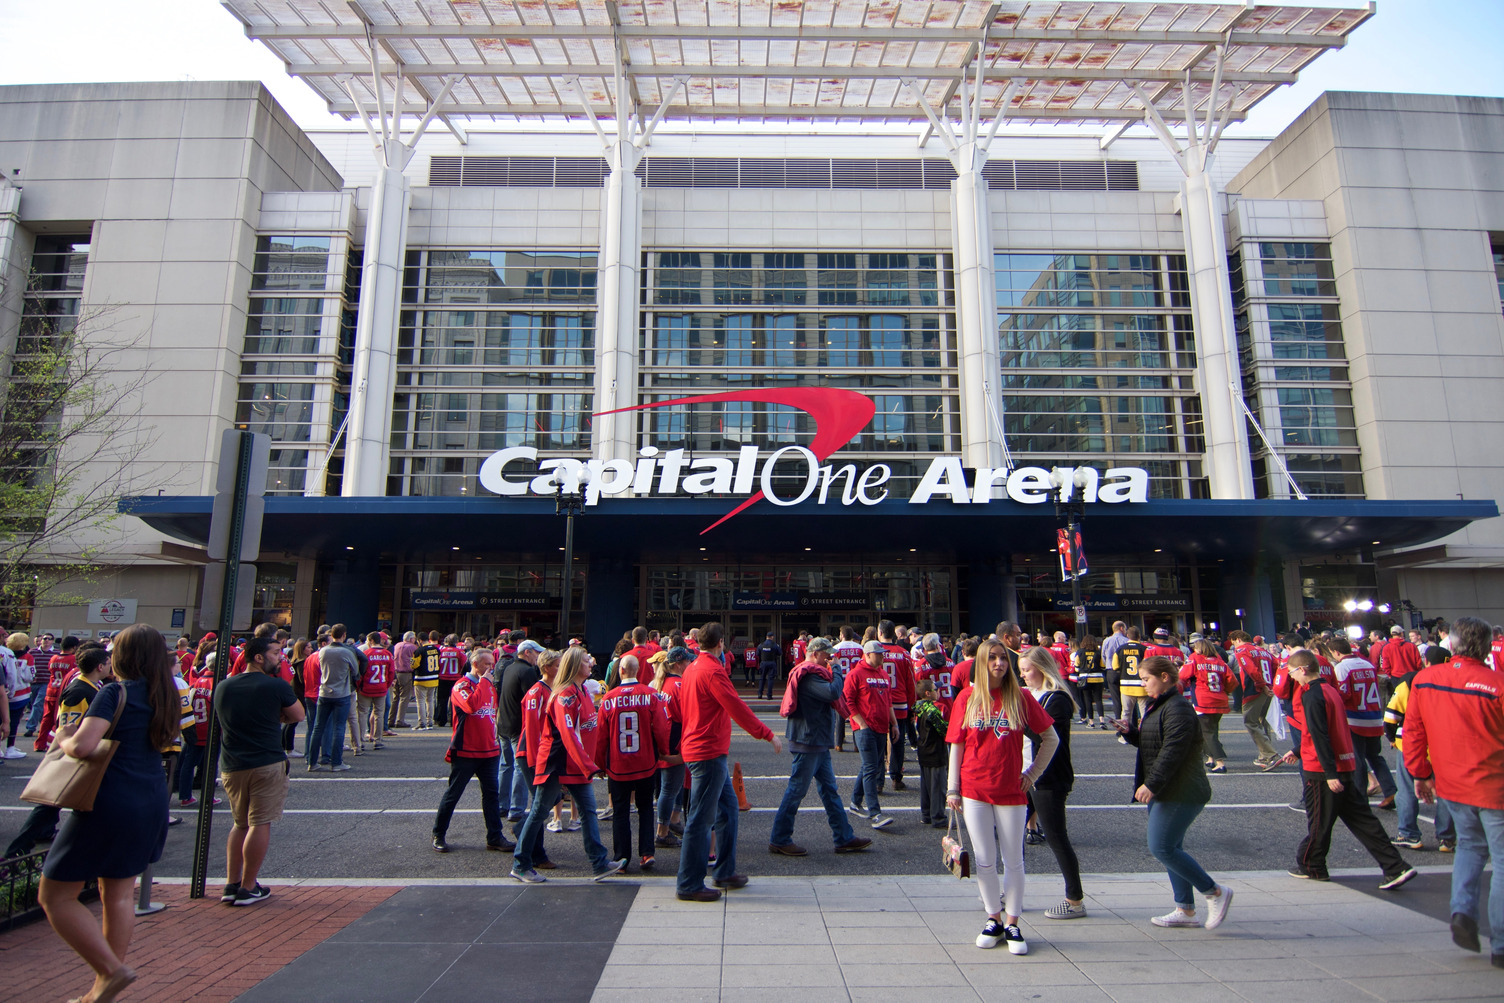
942, 807, 970, 879
20, 685, 128, 811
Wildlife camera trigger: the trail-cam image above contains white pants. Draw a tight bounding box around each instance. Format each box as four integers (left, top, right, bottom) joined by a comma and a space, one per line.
963, 798, 1027, 919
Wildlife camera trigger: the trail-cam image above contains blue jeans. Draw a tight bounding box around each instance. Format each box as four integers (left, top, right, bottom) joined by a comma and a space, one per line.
1352, 734, 1396, 798
1445, 800, 1504, 944
677, 755, 739, 895
506, 740, 531, 821
1395, 754, 1423, 841
497, 737, 517, 819
24, 689, 45, 732
177, 728, 203, 802
770, 748, 855, 849
850, 728, 884, 814
513, 774, 608, 874
1146, 799, 1217, 908
307, 695, 351, 768
657, 762, 686, 825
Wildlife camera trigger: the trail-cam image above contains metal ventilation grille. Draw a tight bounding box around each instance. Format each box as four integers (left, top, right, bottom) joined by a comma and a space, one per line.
429, 156, 1138, 192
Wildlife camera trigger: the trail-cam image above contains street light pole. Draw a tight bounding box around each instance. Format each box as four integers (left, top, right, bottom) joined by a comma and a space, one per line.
554, 465, 591, 645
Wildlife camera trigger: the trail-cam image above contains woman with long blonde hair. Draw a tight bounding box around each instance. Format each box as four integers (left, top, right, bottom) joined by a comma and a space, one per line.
1020, 645, 1087, 920
946, 639, 1059, 954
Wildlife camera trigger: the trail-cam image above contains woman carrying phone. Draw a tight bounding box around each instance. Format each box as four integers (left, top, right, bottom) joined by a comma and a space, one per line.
946, 639, 1059, 954
1118, 655, 1234, 930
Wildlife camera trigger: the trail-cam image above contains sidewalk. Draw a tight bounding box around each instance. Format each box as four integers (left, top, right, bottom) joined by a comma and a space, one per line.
0, 870, 1496, 1002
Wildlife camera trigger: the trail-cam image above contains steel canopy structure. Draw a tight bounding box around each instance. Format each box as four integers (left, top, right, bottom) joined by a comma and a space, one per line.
224, 1, 1373, 132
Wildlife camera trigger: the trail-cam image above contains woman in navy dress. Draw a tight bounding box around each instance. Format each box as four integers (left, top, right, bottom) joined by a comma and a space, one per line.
39, 624, 178, 1003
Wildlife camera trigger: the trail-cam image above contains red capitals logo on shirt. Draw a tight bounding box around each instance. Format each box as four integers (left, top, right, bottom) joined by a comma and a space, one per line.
597, 388, 875, 533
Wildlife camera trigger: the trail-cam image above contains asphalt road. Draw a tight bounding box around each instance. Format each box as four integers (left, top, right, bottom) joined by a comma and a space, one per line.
0, 691, 1453, 885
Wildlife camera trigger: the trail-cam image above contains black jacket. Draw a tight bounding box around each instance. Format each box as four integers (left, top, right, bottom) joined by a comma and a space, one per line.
497, 657, 539, 742
1128, 690, 1210, 804
1029, 688, 1075, 792
783, 668, 844, 751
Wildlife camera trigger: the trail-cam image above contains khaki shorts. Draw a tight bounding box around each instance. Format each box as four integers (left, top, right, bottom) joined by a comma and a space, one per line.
221, 760, 291, 827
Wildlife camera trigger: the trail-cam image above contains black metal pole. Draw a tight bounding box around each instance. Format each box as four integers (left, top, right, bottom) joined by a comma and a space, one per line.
189, 430, 253, 898
1070, 512, 1085, 644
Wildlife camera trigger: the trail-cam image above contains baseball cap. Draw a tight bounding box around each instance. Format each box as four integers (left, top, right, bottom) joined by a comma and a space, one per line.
807, 637, 833, 654
202, 632, 217, 642
1189, 632, 1203, 643
517, 639, 545, 655
862, 640, 884, 654
648, 650, 669, 664
667, 645, 693, 663
1389, 626, 1403, 635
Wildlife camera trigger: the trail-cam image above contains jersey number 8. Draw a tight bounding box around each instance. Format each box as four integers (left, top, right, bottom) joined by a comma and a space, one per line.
618, 711, 639, 754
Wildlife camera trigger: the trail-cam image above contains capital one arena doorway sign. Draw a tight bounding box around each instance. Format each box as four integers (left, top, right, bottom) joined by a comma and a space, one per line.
477, 388, 1148, 535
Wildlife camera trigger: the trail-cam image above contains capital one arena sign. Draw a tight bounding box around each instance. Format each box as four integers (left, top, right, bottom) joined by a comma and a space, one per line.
478, 388, 1148, 535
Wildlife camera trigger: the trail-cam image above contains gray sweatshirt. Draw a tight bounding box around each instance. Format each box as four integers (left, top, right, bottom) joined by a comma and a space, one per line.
317, 642, 360, 699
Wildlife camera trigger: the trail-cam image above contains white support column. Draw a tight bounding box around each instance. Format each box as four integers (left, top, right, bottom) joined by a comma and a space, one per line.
592, 139, 644, 460
343, 161, 410, 496
950, 141, 1004, 470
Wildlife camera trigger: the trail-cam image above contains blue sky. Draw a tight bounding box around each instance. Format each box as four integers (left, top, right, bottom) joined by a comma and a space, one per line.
0, 0, 1500, 138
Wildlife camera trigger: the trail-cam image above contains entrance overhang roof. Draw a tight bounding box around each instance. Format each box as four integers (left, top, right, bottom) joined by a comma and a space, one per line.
222, 1, 1372, 129
123, 495, 1493, 565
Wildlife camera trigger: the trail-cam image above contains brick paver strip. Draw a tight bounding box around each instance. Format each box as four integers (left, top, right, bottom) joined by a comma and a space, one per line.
0, 884, 397, 1002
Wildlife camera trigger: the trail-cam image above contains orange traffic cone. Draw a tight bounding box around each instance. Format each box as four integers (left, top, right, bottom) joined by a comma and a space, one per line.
732, 761, 750, 811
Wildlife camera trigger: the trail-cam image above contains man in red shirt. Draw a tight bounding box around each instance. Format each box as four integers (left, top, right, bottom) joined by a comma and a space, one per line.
675, 622, 781, 902
431, 648, 513, 853
1377, 625, 1422, 702
844, 639, 900, 829
32, 636, 79, 752
1227, 630, 1279, 766
876, 620, 917, 791
435, 635, 466, 727
1287, 651, 1415, 889
595, 655, 671, 870
1403, 617, 1504, 965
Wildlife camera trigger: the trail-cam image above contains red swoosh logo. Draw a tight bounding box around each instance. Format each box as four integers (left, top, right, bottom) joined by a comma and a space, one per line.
596, 388, 876, 534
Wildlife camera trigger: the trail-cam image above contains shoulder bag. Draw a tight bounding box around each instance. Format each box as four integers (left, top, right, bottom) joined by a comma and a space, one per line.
20, 683, 128, 811
941, 806, 970, 879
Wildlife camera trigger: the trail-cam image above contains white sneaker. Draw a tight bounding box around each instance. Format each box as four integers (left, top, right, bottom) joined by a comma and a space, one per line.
566, 817, 581, 831
1204, 885, 1233, 930
870, 813, 894, 829
545, 818, 565, 833
3, 747, 26, 759
1151, 909, 1200, 928
1004, 924, 1029, 955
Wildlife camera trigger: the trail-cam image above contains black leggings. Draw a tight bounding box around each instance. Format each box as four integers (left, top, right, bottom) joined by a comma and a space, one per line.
1030, 787, 1083, 901
1080, 682, 1105, 719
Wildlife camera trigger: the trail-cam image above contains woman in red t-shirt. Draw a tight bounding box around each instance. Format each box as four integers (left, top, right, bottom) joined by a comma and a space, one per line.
946, 639, 1059, 955
1178, 640, 1234, 774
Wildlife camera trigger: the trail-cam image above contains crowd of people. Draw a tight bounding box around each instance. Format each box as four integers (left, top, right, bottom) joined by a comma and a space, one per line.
1, 609, 1499, 1000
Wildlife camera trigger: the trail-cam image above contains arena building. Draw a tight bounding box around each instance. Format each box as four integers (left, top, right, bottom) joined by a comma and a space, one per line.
1, 2, 1500, 649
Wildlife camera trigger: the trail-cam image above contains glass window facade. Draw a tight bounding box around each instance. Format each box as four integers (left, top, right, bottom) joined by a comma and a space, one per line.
1232, 241, 1362, 498
11, 236, 91, 494
239, 235, 355, 495
392, 250, 598, 496
640, 251, 958, 496
996, 253, 1202, 499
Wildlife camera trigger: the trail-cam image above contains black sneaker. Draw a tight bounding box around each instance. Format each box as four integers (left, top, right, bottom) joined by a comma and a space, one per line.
221, 882, 240, 903
976, 917, 1004, 949
1378, 867, 1418, 891
432, 836, 449, 853
1451, 912, 1480, 953
233, 883, 271, 906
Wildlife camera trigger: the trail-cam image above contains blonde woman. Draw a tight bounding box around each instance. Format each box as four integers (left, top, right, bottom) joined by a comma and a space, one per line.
1020, 647, 1087, 920
946, 639, 1059, 953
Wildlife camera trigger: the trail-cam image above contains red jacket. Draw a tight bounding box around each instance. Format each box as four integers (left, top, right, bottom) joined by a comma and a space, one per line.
534, 684, 597, 784
1299, 677, 1357, 777
1403, 656, 1504, 809
843, 663, 893, 731
679, 651, 773, 762
879, 642, 916, 718
302, 652, 322, 699
518, 679, 550, 766
594, 681, 670, 781
1179, 654, 1233, 714
447, 672, 500, 760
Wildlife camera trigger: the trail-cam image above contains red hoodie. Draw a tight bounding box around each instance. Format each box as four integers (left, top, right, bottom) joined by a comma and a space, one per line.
678, 650, 773, 762
843, 661, 893, 731
594, 680, 670, 781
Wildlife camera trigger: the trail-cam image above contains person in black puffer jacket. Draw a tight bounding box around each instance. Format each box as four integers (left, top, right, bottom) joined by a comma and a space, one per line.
1119, 655, 1233, 932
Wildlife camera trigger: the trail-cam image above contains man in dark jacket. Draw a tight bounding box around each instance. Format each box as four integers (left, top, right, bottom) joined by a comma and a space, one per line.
497, 637, 544, 832
755, 632, 782, 699
768, 637, 872, 857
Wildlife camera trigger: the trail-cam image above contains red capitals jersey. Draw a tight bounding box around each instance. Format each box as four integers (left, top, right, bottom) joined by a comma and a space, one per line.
437, 645, 464, 681
518, 679, 551, 766
1179, 654, 1233, 714
880, 642, 916, 718
1049, 642, 1073, 679
787, 638, 806, 666
447, 672, 499, 760
744, 646, 757, 668
1145, 643, 1184, 666
1333, 657, 1384, 737
535, 684, 597, 784
1490, 638, 1504, 672
1231, 644, 1274, 694
1274, 654, 1333, 733
594, 681, 670, 782
188, 662, 216, 743
913, 653, 956, 716
360, 647, 394, 697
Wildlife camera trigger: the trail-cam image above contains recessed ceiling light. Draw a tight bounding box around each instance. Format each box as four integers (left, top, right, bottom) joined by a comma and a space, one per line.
345, 546, 354, 551
1371, 540, 1380, 545
804, 547, 811, 551
451, 546, 460, 551
909, 548, 916, 552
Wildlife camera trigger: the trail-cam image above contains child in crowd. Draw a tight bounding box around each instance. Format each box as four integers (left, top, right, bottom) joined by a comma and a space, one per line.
912, 679, 949, 828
